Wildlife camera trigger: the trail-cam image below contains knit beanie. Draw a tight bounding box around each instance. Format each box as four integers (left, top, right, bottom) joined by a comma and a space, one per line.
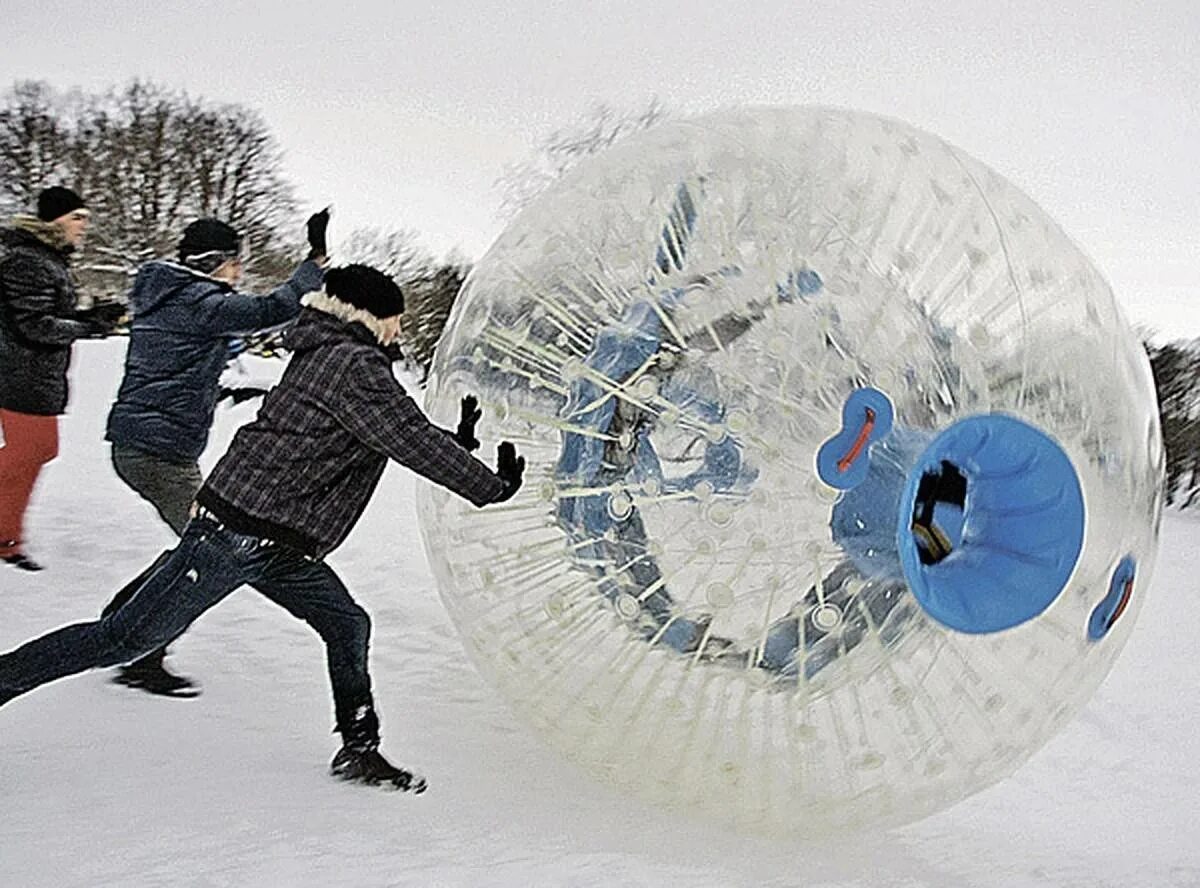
178, 219, 243, 272
325, 265, 405, 318
37, 186, 86, 222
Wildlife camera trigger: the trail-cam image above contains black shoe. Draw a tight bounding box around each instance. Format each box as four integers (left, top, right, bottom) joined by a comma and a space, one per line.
113, 659, 200, 699
330, 743, 427, 793
3, 553, 44, 572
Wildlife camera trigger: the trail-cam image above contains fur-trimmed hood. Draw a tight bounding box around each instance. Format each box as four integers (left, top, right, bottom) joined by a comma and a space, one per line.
4, 214, 74, 254
300, 289, 393, 345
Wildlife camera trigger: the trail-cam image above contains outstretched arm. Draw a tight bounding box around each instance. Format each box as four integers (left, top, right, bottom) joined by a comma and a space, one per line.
192, 207, 331, 336
335, 353, 510, 506
192, 259, 324, 337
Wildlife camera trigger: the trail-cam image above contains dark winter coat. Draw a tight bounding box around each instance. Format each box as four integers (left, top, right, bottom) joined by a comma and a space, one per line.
197, 302, 508, 558
0, 216, 91, 415
105, 259, 324, 462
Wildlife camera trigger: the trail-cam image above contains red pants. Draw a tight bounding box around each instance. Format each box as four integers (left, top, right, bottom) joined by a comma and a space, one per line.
0, 410, 59, 556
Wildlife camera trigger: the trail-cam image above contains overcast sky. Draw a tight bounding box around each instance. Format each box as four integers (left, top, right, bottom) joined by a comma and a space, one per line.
4, 1, 1197, 337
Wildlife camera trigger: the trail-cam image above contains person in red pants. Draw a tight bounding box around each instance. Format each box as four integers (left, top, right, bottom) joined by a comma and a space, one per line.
0, 411, 60, 568
0, 187, 122, 570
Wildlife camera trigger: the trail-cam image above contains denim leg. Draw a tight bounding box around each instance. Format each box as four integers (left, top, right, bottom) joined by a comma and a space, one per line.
0, 522, 246, 703
249, 548, 375, 735
100, 552, 172, 619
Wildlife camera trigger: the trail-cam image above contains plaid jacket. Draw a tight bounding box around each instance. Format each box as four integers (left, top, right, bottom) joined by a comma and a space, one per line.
197, 306, 507, 557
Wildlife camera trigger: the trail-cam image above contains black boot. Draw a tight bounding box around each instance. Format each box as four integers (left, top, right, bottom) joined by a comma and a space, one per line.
3, 554, 43, 571
331, 704, 426, 793
2, 541, 44, 571
113, 648, 200, 698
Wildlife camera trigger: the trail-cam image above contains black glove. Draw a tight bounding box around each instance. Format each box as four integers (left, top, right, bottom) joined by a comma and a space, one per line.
74, 301, 126, 337
306, 207, 330, 260
494, 441, 525, 502
218, 386, 270, 404
454, 395, 482, 452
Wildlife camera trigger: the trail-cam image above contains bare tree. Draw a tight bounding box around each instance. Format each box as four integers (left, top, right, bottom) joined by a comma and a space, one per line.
1147, 339, 1200, 507
340, 225, 433, 283
496, 98, 668, 219
0, 81, 73, 215
181, 101, 297, 279
72, 81, 195, 274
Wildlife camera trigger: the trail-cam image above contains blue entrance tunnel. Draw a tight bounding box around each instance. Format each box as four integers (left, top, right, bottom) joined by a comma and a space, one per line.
897, 414, 1086, 634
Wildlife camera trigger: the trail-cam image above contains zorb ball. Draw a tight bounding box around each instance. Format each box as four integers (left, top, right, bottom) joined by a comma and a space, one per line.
416, 107, 1163, 836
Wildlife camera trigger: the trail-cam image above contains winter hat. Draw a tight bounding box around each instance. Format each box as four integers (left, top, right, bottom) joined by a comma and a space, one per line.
37, 186, 86, 222
178, 218, 243, 272
324, 264, 406, 318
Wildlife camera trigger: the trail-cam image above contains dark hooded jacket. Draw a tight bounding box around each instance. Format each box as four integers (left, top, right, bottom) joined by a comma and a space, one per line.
197, 303, 508, 558
105, 258, 323, 462
0, 216, 90, 415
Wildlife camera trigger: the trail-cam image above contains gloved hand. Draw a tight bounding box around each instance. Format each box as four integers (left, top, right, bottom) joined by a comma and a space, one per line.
218, 386, 270, 405
454, 395, 482, 452
74, 301, 126, 337
306, 207, 331, 262
494, 441, 525, 502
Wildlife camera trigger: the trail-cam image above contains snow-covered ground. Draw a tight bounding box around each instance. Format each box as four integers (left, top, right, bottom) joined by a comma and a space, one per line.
2, 338, 1197, 888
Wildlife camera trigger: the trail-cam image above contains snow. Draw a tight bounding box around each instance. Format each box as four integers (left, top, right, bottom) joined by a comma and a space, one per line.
2, 338, 1197, 888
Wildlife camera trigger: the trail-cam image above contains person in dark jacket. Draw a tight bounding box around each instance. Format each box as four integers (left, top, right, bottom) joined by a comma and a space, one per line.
0, 264, 525, 793
101, 212, 329, 697
0, 187, 123, 571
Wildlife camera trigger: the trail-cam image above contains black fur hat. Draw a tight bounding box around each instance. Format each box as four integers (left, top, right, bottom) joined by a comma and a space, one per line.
37, 186, 86, 222
324, 264, 405, 318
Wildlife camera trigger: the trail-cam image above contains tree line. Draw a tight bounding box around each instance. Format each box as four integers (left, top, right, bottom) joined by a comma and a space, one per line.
0, 80, 296, 291
4, 81, 1197, 509
1148, 340, 1200, 508
0, 79, 467, 377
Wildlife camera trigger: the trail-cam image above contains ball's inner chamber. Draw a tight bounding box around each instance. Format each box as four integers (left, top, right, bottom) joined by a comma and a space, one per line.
551, 231, 899, 678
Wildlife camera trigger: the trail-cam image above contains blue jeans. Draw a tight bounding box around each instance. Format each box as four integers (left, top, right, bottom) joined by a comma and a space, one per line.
0, 514, 375, 736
